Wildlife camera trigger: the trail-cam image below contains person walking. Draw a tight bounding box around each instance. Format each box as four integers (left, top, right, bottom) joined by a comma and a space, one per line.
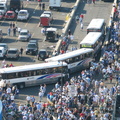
9, 22, 12, 28
79, 14, 84, 24
80, 23, 83, 30
7, 27, 11, 36
12, 22, 15, 28
20, 47, 23, 56
39, 2, 42, 9
42, 3, 45, 10
13, 27, 16, 36
92, 0, 95, 4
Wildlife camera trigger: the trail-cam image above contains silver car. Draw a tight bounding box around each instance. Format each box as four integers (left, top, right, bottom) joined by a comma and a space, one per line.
17, 10, 29, 21
18, 29, 31, 42
6, 48, 20, 59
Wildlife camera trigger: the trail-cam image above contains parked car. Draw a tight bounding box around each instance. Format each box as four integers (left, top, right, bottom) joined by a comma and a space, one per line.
29, 40, 38, 46
26, 42, 38, 55
17, 9, 29, 21
39, 14, 51, 27
18, 29, 31, 42
43, 11, 53, 22
6, 48, 20, 59
0, 43, 8, 52
0, 12, 4, 20
4, 11, 16, 20
0, 47, 6, 58
0, 29, 3, 42
37, 49, 49, 61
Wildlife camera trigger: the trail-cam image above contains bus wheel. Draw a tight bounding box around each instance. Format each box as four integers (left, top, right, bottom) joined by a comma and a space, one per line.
19, 83, 25, 89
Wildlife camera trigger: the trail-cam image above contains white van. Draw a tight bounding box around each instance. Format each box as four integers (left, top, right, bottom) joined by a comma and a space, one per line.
49, 0, 61, 10
0, 2, 7, 14
0, 47, 6, 58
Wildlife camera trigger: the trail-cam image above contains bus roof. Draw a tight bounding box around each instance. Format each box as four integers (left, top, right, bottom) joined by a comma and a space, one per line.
45, 48, 94, 62
80, 32, 102, 45
0, 62, 67, 73
87, 19, 105, 29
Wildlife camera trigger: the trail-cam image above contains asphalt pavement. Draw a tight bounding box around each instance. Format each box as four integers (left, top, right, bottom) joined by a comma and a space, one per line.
0, 0, 76, 66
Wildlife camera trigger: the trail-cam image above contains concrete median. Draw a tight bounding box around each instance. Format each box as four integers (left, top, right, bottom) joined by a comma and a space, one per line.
52, 0, 80, 55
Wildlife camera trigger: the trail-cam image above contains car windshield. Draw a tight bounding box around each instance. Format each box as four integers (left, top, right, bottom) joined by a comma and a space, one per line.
0, 7, 4, 10
19, 12, 27, 16
46, 31, 55, 37
28, 44, 36, 48
20, 32, 28, 35
0, 45, 6, 48
7, 13, 13, 16
8, 50, 17, 54
0, 50, 2, 53
44, 13, 51, 17
39, 51, 46, 55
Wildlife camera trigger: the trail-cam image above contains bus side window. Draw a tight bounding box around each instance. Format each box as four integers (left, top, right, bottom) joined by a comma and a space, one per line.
75, 56, 80, 62
15, 73, 19, 78
57, 67, 62, 73
49, 68, 53, 74
53, 68, 57, 73
65, 59, 69, 64
69, 58, 73, 63
36, 70, 41, 75
80, 55, 83, 60
2, 74, 7, 79
8, 73, 14, 79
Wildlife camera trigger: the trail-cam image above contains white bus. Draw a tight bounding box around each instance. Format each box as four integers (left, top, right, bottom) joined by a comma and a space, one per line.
45, 48, 94, 73
87, 19, 105, 35
80, 32, 104, 56
0, 62, 68, 88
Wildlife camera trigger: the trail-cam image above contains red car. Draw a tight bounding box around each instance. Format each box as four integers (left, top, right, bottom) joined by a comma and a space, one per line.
4, 11, 16, 20
0, 12, 4, 20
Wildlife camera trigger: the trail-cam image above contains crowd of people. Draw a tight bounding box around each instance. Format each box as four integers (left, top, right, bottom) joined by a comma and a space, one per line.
46, 4, 120, 120
0, 1, 119, 120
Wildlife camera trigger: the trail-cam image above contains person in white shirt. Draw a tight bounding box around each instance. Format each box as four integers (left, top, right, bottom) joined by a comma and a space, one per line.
18, 104, 23, 112
26, 95, 31, 104
29, 112, 34, 120
10, 94, 14, 102
23, 115, 28, 120
38, 91, 43, 101
6, 87, 11, 94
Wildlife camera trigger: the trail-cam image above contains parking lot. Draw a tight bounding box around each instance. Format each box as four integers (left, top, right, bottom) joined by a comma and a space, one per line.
0, 0, 75, 66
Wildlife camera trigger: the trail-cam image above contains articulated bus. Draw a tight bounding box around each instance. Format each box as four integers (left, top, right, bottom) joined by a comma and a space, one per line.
0, 62, 68, 88
87, 19, 106, 36
45, 48, 94, 73
80, 32, 104, 56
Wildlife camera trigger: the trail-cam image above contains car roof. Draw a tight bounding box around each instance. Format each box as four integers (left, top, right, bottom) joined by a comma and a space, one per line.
8, 48, 18, 51
40, 14, 50, 17
39, 49, 47, 52
0, 47, 4, 50
43, 11, 51, 14
28, 43, 36, 45
6, 11, 14, 13
29, 40, 37, 42
20, 29, 28, 32
46, 27, 57, 31
19, 10, 28, 12
0, 43, 7, 45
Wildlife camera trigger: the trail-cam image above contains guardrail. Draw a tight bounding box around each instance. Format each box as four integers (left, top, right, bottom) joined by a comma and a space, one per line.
52, 0, 80, 55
